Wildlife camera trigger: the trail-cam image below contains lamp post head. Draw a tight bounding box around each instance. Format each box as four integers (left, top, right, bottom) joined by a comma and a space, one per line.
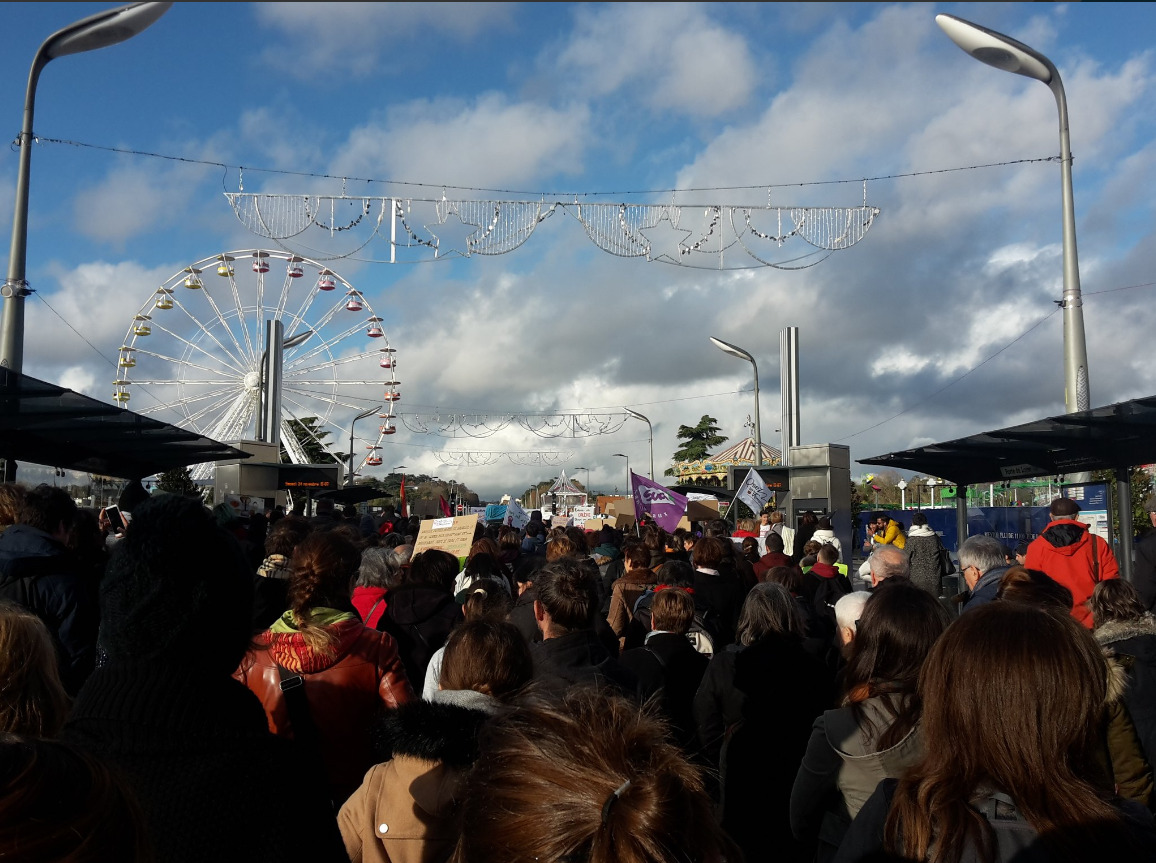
623, 407, 649, 423
612, 453, 628, 458
897, 480, 908, 490
709, 336, 754, 363
935, 13, 1054, 84
283, 329, 313, 349
355, 405, 380, 421
46, 3, 172, 61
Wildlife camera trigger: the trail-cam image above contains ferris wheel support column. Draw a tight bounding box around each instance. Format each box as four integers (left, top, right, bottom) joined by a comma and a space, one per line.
260, 319, 284, 447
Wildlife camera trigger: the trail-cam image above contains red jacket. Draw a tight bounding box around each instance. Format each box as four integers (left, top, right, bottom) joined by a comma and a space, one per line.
234, 618, 413, 803
1024, 519, 1119, 627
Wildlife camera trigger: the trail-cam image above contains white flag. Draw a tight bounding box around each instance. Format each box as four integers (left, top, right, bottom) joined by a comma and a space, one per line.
736, 468, 771, 514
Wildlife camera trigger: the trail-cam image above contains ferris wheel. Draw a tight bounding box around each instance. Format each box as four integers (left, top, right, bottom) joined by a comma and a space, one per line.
115, 250, 401, 480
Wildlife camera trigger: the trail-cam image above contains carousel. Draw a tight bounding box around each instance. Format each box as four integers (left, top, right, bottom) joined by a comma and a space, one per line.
543, 470, 588, 516
671, 437, 781, 486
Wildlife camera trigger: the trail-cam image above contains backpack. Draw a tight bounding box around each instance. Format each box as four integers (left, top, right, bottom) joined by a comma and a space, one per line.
631, 589, 717, 658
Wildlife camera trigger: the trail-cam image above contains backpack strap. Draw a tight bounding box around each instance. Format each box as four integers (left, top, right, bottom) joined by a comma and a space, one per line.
276, 664, 322, 756
1091, 535, 1101, 583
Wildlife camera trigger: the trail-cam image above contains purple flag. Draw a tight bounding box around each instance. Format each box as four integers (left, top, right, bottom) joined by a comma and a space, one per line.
631, 471, 688, 533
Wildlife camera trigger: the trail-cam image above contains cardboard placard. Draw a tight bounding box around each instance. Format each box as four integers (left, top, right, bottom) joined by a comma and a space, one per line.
411, 514, 479, 558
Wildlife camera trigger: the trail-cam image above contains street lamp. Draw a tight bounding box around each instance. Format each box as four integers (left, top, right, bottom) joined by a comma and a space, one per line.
623, 408, 654, 479
897, 479, 908, 510
709, 337, 762, 466
573, 466, 592, 499
1, 1, 172, 482
612, 453, 630, 494
936, 13, 1090, 414
347, 405, 381, 486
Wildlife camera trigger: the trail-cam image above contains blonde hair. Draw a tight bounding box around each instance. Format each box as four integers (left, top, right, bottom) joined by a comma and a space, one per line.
0, 604, 70, 736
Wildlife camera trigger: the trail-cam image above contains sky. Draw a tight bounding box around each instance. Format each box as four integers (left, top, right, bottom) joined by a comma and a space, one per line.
2, 2, 1156, 501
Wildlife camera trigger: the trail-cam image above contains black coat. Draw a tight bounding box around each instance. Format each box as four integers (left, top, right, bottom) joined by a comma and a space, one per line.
62, 662, 346, 863
692, 565, 748, 648
531, 629, 646, 700
377, 582, 462, 686
0, 524, 98, 694
620, 632, 709, 753
694, 632, 835, 863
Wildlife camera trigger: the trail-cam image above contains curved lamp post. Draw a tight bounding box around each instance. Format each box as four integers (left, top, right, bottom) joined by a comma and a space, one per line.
709, 336, 762, 466
1, 2, 172, 482
347, 405, 381, 486
612, 453, 630, 494
936, 13, 1089, 414
623, 407, 654, 479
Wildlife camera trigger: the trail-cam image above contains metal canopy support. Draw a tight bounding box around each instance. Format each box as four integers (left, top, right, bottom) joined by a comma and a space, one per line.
1117, 467, 1135, 583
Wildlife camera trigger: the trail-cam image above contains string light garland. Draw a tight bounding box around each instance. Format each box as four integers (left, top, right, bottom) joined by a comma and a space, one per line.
226, 193, 880, 269
395, 411, 629, 439
433, 450, 574, 467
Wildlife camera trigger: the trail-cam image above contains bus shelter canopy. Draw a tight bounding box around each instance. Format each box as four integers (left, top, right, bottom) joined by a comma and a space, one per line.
1, 369, 250, 480
859, 394, 1156, 486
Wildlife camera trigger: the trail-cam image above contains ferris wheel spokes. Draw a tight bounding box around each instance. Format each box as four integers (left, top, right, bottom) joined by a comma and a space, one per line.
159, 300, 253, 378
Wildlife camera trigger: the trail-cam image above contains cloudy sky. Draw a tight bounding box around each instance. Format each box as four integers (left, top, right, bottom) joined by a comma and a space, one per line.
3, 2, 1155, 499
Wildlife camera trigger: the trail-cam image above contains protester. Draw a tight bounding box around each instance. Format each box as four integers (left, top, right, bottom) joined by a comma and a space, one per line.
352, 546, 405, 629
453, 686, 739, 863
252, 515, 312, 632
0, 734, 152, 862
376, 548, 462, 687
235, 529, 414, 807
904, 512, 946, 596
0, 484, 97, 695
957, 534, 1011, 613
0, 602, 70, 737
1025, 497, 1119, 627
606, 541, 657, 648
834, 602, 1156, 863
339, 619, 532, 863
423, 577, 513, 700
812, 516, 843, 562
62, 493, 346, 863
694, 582, 833, 863
791, 582, 952, 860
619, 585, 710, 754
690, 535, 748, 648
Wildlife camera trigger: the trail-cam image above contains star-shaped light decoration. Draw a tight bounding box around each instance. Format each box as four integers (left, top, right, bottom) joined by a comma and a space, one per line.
637, 207, 694, 265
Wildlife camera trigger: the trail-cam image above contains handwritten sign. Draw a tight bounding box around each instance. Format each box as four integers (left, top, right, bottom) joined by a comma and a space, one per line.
412, 513, 479, 558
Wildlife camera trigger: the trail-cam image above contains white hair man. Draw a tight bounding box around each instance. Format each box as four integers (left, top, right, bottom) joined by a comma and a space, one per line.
957, 534, 1011, 615
866, 544, 909, 589
833, 591, 871, 658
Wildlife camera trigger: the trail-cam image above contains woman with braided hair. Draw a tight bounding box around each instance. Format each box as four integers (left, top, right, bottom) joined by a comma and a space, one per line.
235, 529, 414, 807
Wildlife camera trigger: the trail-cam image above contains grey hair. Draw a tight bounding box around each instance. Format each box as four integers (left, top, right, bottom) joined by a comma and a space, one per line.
392, 544, 414, 566
357, 547, 405, 589
735, 581, 804, 646
957, 534, 1006, 576
835, 591, 872, 632
869, 544, 910, 582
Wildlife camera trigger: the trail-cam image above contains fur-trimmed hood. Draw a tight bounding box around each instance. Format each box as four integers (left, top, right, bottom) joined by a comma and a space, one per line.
1094, 614, 1156, 647
370, 696, 494, 768
1104, 652, 1129, 706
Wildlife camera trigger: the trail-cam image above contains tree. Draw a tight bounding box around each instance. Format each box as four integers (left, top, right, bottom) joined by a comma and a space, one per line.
664, 415, 728, 476
156, 466, 204, 500
280, 417, 348, 465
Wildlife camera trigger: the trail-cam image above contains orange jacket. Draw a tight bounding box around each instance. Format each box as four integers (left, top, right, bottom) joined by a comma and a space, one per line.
1024, 519, 1119, 627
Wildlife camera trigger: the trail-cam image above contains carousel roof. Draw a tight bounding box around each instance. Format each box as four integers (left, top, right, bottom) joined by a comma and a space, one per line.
546, 470, 585, 497
672, 437, 782, 479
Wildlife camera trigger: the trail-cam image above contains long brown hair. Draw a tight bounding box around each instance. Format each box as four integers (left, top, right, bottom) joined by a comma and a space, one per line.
884, 602, 1125, 863
0, 604, 70, 737
841, 582, 950, 750
452, 688, 738, 863
285, 531, 361, 656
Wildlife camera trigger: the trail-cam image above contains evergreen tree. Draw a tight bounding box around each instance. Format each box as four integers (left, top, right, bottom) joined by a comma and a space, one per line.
664, 415, 728, 476
280, 417, 348, 465
155, 466, 204, 500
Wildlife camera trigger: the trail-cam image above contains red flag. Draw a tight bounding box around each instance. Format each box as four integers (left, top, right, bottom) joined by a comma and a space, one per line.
399, 475, 408, 518
439, 496, 452, 517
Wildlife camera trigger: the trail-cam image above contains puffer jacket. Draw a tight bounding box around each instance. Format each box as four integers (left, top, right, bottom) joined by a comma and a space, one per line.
234, 612, 414, 804
1025, 518, 1119, 627
811, 529, 843, 562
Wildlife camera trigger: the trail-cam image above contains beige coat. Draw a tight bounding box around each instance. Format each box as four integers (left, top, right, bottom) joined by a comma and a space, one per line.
338, 755, 467, 863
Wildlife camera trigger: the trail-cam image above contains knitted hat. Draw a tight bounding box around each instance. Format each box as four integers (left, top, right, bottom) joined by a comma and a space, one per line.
99, 493, 253, 674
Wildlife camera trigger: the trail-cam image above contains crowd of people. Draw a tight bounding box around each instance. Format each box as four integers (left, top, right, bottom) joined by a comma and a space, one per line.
0, 479, 1155, 862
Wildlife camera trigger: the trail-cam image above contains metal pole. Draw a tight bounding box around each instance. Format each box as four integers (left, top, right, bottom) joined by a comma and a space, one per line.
1116, 466, 1134, 583
624, 408, 654, 479
262, 320, 283, 447
780, 326, 799, 467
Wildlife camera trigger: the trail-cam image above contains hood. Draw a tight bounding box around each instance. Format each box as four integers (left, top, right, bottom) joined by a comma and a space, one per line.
1104, 653, 1129, 706
810, 561, 840, 579
386, 582, 456, 626
1094, 614, 1156, 647
264, 615, 364, 673
908, 524, 936, 538
1040, 519, 1090, 554
371, 697, 494, 767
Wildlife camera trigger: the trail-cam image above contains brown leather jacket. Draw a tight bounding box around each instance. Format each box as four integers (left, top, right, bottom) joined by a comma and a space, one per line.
234, 618, 414, 804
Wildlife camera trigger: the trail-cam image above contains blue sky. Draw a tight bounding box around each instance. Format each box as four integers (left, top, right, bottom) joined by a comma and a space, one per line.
3, 2, 1156, 498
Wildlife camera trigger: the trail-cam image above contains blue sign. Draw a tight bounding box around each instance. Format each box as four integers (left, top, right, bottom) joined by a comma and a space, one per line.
859, 507, 1051, 552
